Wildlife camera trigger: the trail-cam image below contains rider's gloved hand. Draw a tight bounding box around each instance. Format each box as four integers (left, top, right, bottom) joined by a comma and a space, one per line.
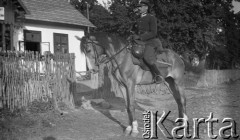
132, 35, 140, 40
127, 35, 133, 41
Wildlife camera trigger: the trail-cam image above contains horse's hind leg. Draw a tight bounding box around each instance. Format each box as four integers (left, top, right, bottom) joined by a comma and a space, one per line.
165, 77, 187, 120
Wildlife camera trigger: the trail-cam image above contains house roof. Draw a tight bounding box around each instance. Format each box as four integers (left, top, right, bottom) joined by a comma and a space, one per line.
20, 0, 95, 27
15, 0, 30, 14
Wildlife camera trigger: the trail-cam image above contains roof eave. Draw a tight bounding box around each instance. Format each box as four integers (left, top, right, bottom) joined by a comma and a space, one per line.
16, 0, 30, 14
25, 18, 96, 28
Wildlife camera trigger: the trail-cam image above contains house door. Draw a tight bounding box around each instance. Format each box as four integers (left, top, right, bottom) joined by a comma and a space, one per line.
24, 30, 41, 53
53, 33, 68, 53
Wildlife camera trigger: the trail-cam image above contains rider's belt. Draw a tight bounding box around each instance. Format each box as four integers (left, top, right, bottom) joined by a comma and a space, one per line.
138, 31, 146, 34
138, 31, 156, 39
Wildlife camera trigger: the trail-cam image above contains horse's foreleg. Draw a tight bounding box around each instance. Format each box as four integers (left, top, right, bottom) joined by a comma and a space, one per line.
124, 80, 139, 137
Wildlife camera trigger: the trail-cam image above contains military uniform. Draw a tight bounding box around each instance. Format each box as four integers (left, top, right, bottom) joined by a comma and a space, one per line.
131, 0, 164, 83
136, 13, 163, 65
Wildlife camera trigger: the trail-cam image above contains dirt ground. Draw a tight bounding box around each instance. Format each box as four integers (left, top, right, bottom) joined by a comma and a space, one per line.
0, 80, 240, 140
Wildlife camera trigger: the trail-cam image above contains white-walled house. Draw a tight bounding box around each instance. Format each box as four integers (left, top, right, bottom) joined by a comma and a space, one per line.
15, 0, 95, 73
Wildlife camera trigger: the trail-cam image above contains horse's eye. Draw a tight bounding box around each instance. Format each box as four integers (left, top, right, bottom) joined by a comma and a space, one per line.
86, 49, 91, 53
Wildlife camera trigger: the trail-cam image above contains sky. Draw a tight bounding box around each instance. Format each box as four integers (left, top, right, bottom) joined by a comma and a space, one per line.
97, 0, 108, 5
97, 0, 110, 8
232, 1, 240, 13
97, 0, 240, 13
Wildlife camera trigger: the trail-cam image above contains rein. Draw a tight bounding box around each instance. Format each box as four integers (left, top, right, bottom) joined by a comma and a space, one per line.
87, 39, 130, 65
103, 44, 130, 64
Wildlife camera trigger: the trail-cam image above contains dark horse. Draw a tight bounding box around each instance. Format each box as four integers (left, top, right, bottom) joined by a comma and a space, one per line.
80, 32, 189, 137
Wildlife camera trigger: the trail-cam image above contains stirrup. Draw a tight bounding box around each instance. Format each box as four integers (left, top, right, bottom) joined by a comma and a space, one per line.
155, 75, 164, 84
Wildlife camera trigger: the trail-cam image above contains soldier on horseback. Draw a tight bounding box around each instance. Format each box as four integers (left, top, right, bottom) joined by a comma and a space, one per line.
131, 0, 164, 84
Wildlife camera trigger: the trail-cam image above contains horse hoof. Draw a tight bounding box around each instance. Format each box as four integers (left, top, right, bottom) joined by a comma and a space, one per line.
124, 126, 132, 136
183, 113, 188, 121
131, 130, 139, 137
124, 130, 131, 136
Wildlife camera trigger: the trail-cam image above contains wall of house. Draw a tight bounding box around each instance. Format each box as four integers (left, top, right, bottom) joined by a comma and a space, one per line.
16, 23, 87, 72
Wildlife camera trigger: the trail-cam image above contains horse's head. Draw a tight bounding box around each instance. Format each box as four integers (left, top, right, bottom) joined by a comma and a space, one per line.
80, 35, 106, 72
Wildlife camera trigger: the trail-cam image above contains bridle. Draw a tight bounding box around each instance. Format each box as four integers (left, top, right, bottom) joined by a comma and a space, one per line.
85, 39, 102, 66
85, 38, 131, 66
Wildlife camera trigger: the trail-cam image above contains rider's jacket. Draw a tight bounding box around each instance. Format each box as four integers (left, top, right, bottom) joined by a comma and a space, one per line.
136, 13, 158, 41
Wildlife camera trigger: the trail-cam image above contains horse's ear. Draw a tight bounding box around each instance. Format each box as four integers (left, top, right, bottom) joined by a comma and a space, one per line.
89, 35, 96, 41
75, 35, 82, 41
85, 32, 90, 38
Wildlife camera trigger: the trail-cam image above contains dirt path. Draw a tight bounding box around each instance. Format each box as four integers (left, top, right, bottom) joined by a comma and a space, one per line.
1, 81, 240, 140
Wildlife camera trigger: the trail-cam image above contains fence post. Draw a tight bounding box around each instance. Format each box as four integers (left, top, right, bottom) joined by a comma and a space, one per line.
68, 53, 76, 109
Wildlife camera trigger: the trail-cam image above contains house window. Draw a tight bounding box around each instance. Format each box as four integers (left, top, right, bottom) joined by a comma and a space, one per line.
24, 30, 41, 53
53, 33, 68, 53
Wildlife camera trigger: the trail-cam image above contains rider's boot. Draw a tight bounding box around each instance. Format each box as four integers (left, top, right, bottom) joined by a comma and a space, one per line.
150, 63, 164, 84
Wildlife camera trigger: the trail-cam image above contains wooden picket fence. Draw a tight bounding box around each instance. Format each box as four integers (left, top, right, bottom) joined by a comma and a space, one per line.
0, 51, 76, 111
94, 62, 240, 97
184, 70, 240, 87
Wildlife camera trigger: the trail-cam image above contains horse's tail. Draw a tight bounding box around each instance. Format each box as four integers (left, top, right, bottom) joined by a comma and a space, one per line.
181, 57, 205, 74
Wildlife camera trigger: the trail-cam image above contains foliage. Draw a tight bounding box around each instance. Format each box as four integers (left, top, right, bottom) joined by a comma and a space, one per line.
154, 0, 239, 69
70, 0, 240, 69
204, 0, 240, 69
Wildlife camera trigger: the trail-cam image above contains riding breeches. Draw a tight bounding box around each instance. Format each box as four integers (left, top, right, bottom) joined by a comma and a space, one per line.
143, 38, 163, 65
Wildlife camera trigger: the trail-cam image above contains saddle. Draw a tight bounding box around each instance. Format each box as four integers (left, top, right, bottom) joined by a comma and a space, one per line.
130, 40, 172, 71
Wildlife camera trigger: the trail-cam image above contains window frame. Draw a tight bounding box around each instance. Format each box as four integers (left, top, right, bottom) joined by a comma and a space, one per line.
53, 33, 69, 54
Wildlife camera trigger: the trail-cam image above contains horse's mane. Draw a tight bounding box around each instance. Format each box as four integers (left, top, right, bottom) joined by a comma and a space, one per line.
88, 32, 128, 52
80, 36, 88, 53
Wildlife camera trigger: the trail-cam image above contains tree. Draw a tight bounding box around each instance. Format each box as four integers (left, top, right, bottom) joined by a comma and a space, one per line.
152, 0, 240, 69
69, 0, 111, 33
70, 0, 240, 69
106, 0, 138, 37
204, 0, 240, 69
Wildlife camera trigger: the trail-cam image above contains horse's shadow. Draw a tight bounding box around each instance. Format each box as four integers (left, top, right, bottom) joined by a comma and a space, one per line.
91, 97, 127, 132
94, 106, 127, 131
91, 97, 176, 132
